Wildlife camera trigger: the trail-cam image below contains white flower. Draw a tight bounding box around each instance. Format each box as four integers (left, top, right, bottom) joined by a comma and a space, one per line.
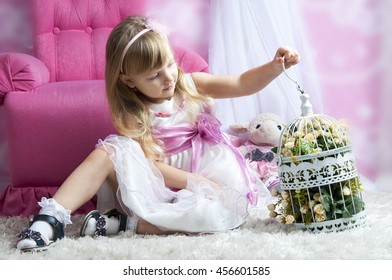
313, 193, 321, 202
282, 148, 293, 157
287, 137, 296, 143
284, 142, 295, 149
269, 211, 278, 218
309, 200, 316, 208
338, 119, 349, 131
285, 215, 295, 224
276, 215, 285, 223
311, 120, 321, 130
313, 147, 323, 153
304, 133, 314, 142
321, 131, 332, 138
281, 191, 290, 200
332, 130, 342, 139
328, 123, 339, 131
270, 188, 279, 197
313, 204, 325, 215
300, 204, 309, 214
342, 135, 350, 143
334, 138, 343, 145
315, 213, 326, 222
267, 204, 276, 211
313, 130, 321, 138
282, 199, 290, 208
342, 186, 351, 196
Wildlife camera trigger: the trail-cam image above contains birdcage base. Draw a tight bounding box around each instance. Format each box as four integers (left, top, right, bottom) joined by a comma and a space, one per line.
295, 211, 367, 233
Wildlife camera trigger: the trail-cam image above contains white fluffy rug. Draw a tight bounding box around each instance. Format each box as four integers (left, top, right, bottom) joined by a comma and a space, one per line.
0, 190, 391, 260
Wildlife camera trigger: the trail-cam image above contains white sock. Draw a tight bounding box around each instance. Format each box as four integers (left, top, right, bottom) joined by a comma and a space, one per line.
16, 198, 71, 250
84, 215, 120, 236
126, 216, 139, 234
84, 214, 139, 236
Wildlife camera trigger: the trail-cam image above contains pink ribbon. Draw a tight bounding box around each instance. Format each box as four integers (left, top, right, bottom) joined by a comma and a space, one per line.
153, 113, 259, 205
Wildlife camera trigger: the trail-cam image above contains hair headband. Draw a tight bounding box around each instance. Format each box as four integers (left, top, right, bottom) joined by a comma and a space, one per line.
120, 19, 169, 73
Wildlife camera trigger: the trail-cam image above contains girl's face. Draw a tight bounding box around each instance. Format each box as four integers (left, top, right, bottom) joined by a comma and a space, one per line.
127, 55, 178, 104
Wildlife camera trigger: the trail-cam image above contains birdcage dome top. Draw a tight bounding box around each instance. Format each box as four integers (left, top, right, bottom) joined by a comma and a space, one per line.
277, 94, 352, 162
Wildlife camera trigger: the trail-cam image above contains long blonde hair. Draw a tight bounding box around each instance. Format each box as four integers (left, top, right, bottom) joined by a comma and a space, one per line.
105, 16, 212, 160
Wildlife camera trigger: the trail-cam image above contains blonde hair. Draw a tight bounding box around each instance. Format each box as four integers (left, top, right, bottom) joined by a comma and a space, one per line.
105, 16, 212, 160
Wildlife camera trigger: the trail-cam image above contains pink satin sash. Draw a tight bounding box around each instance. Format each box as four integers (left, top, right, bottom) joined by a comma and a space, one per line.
153, 113, 259, 206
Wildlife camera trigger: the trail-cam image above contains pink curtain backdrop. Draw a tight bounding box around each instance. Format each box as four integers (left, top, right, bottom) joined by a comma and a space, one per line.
0, 0, 33, 192
146, 0, 210, 61
0, 0, 386, 192
299, 0, 381, 181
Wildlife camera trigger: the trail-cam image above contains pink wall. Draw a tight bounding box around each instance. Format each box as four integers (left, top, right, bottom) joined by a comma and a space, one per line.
298, 0, 381, 180
0, 0, 32, 54
147, 0, 210, 61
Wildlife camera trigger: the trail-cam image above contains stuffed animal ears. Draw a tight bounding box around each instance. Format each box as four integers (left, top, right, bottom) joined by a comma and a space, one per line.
229, 122, 250, 134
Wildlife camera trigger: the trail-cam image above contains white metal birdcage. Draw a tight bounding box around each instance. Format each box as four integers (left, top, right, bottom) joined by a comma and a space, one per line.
270, 73, 367, 233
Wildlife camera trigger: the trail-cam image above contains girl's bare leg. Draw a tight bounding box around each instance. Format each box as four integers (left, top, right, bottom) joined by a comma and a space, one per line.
136, 220, 178, 235
16, 148, 114, 250
54, 148, 115, 212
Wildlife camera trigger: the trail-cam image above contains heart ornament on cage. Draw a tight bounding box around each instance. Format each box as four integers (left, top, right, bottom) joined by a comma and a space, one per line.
269, 61, 367, 233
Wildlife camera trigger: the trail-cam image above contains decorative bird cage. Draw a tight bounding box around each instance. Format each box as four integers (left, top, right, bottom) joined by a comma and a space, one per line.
270, 91, 367, 233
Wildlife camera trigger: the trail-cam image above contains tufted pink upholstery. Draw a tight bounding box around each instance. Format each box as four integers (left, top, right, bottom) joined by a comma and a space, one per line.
0, 0, 209, 216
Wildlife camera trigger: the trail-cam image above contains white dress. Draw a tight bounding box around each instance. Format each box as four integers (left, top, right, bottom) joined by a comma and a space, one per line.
96, 74, 271, 233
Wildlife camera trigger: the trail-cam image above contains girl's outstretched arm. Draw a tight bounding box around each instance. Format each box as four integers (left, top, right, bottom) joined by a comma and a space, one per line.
192, 46, 300, 99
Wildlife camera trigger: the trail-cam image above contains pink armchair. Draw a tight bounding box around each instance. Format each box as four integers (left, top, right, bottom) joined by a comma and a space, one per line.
0, 0, 209, 216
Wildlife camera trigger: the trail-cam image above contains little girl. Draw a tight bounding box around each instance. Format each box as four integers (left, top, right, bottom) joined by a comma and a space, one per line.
16, 15, 300, 252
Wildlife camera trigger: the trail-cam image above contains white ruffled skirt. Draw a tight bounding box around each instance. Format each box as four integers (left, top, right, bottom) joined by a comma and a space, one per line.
96, 135, 270, 233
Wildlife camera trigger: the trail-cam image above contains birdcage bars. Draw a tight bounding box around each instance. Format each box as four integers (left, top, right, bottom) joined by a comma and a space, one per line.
271, 92, 366, 233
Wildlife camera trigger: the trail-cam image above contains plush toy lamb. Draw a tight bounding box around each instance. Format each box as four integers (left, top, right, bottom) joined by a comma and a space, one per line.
229, 113, 285, 190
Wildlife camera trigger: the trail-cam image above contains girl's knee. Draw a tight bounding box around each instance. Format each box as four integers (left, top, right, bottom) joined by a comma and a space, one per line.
87, 147, 115, 173
91, 147, 119, 190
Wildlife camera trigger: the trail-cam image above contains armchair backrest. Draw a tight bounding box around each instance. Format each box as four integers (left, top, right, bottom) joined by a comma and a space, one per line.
32, 0, 145, 82
32, 0, 208, 83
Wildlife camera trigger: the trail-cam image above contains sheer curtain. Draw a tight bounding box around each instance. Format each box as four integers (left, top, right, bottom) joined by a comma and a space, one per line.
209, 0, 322, 130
